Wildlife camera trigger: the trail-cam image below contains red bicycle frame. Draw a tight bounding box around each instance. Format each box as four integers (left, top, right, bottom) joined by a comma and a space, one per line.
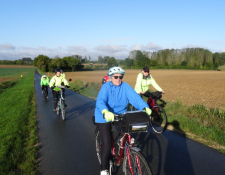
111, 133, 142, 175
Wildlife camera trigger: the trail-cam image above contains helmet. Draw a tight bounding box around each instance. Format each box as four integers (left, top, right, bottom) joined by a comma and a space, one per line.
143, 66, 149, 71
55, 68, 61, 73
43, 74, 47, 78
108, 66, 125, 76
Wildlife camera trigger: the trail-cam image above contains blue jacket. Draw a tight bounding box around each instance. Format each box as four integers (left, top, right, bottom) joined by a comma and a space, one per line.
95, 81, 149, 123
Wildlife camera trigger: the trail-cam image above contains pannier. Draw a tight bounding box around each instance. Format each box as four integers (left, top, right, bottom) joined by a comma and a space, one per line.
123, 111, 149, 133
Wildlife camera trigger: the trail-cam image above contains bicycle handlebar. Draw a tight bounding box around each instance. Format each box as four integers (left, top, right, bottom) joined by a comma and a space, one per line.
103, 110, 146, 121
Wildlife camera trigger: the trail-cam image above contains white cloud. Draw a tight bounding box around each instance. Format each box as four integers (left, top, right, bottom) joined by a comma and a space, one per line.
94, 44, 127, 53
220, 49, 225, 52
66, 46, 87, 52
0, 43, 16, 50
207, 41, 225, 45
130, 42, 162, 51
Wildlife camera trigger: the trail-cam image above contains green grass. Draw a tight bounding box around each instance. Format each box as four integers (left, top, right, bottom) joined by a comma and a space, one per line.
0, 68, 38, 174
0, 68, 32, 78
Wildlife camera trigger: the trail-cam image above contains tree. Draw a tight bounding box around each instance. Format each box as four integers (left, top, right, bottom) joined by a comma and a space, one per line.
107, 57, 117, 67
33, 55, 50, 72
124, 58, 134, 68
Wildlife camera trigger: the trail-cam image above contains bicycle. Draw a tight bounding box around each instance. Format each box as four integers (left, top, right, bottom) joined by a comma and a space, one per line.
94, 111, 152, 175
130, 91, 167, 134
55, 86, 67, 121
42, 85, 48, 102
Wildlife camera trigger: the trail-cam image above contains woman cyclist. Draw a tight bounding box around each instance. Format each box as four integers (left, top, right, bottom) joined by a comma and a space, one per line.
134, 66, 165, 95
49, 68, 70, 112
95, 66, 152, 175
40, 74, 49, 98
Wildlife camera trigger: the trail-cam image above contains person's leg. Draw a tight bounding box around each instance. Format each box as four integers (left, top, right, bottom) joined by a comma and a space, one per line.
52, 90, 58, 110
96, 122, 112, 172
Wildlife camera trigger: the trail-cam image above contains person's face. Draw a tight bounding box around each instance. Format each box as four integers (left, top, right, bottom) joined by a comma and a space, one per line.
111, 73, 123, 86
56, 72, 61, 77
143, 70, 149, 77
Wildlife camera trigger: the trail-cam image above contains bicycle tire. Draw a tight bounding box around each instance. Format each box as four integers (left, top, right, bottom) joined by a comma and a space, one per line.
95, 128, 101, 164
61, 100, 66, 121
124, 149, 152, 175
150, 105, 167, 133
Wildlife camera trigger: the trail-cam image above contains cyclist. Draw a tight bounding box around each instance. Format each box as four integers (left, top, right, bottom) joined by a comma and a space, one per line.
49, 68, 70, 112
60, 69, 66, 78
101, 75, 110, 85
95, 66, 152, 175
134, 66, 165, 95
40, 74, 49, 98
60, 69, 66, 101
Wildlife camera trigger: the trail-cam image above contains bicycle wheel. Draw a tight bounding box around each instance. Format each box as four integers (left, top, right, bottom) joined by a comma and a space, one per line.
95, 128, 101, 164
150, 105, 167, 133
61, 100, 66, 121
124, 149, 152, 175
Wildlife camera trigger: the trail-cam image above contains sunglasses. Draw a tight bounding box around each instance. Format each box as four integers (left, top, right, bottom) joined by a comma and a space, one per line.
112, 76, 123, 79
144, 71, 149, 73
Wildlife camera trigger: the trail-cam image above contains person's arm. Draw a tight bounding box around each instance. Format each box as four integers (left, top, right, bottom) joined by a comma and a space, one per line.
126, 83, 148, 110
49, 77, 55, 88
150, 76, 163, 92
96, 85, 109, 113
134, 73, 143, 94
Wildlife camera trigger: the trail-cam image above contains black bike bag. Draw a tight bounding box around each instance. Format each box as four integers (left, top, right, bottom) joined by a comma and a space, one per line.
123, 111, 149, 133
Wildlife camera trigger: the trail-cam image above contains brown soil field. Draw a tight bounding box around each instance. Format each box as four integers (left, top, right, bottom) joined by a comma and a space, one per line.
0, 78, 15, 83
46, 69, 225, 109
0, 65, 35, 68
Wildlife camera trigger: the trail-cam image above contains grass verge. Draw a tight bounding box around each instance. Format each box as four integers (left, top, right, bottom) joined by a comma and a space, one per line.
0, 69, 38, 174
70, 79, 225, 153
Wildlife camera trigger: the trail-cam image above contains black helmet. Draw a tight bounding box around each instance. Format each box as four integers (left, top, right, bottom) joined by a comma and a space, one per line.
55, 68, 61, 73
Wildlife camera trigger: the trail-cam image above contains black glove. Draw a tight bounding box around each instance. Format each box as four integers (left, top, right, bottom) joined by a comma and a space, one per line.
65, 85, 70, 88
50, 86, 55, 89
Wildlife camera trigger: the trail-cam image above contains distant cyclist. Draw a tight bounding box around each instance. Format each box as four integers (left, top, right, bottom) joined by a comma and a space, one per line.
101, 75, 110, 85
134, 66, 165, 95
60, 69, 66, 78
40, 74, 49, 99
95, 66, 152, 175
49, 68, 70, 112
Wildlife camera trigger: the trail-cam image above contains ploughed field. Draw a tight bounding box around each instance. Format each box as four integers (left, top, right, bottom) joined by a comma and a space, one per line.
47, 69, 225, 109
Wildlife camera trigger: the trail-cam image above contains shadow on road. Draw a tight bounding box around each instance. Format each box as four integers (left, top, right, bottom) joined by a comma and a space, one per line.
65, 101, 96, 121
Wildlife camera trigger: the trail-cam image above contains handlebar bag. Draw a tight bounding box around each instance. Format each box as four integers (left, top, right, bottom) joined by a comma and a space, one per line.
123, 111, 149, 133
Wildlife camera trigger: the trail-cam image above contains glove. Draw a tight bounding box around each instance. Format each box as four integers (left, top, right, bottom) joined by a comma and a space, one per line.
144, 107, 152, 116
66, 85, 70, 88
102, 109, 114, 122
50, 86, 54, 89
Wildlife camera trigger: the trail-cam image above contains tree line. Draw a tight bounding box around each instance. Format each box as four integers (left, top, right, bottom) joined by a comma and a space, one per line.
33, 55, 84, 72
123, 48, 225, 70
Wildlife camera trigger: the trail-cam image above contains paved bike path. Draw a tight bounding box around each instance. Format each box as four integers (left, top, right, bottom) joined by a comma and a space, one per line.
35, 70, 225, 175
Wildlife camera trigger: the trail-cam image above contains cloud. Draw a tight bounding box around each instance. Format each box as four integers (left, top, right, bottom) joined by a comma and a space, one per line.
66, 46, 87, 52
207, 41, 225, 45
0, 43, 16, 50
94, 44, 127, 53
130, 42, 162, 51
220, 49, 225, 52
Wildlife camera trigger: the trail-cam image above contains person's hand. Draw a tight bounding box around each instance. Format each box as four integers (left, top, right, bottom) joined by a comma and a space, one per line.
144, 107, 152, 116
102, 109, 114, 122
140, 91, 145, 94
50, 86, 54, 89
65, 85, 70, 88
162, 90, 165, 94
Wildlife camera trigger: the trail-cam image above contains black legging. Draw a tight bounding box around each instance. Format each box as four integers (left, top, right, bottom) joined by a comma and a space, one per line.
52, 90, 61, 109
96, 122, 112, 171
42, 85, 48, 96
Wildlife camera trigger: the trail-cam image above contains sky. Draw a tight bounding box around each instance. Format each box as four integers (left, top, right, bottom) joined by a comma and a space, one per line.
0, 0, 225, 61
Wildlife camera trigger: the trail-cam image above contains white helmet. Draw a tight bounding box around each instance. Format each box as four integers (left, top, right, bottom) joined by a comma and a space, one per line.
108, 66, 125, 76
43, 75, 47, 78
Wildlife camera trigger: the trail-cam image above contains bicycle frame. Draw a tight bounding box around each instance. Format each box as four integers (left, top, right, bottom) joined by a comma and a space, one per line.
110, 128, 142, 175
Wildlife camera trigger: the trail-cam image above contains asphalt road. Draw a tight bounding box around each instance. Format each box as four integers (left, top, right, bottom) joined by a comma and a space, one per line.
35, 70, 225, 175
